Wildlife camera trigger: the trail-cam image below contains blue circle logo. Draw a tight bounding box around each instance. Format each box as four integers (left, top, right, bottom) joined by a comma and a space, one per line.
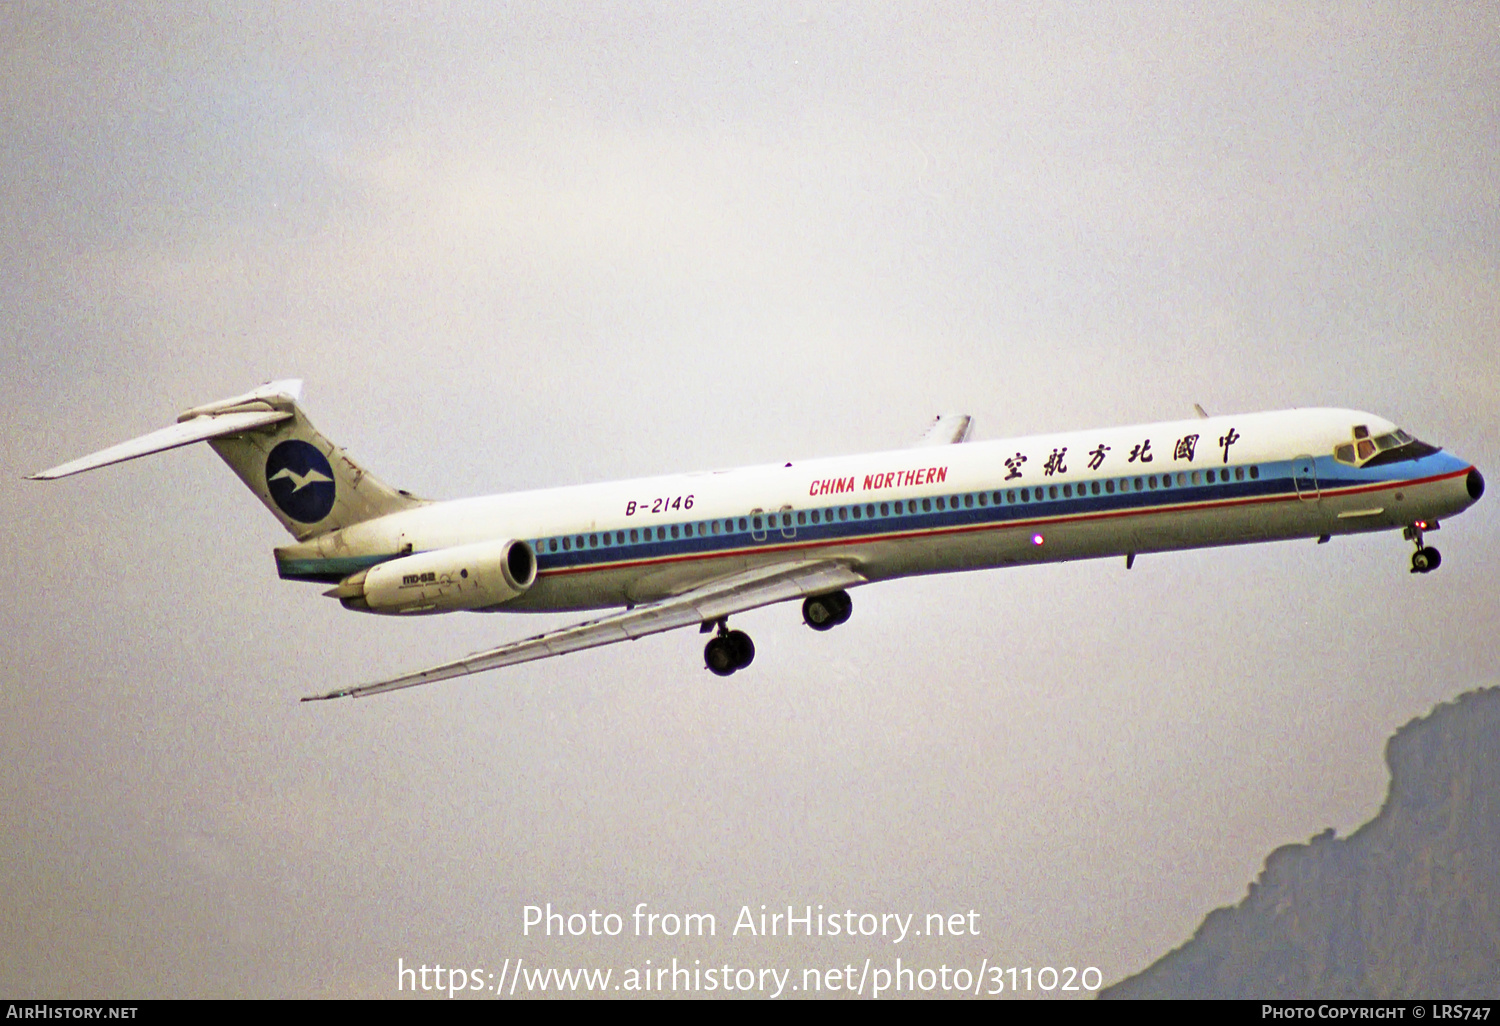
265, 440, 336, 523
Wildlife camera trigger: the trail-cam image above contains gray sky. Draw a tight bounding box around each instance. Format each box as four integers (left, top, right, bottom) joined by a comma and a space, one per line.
3, 2, 1497, 998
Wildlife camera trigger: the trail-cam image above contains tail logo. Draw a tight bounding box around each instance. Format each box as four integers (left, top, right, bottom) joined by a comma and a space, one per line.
265, 440, 336, 523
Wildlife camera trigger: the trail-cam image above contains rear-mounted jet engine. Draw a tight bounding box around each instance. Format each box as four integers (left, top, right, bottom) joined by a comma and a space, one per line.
330, 538, 536, 614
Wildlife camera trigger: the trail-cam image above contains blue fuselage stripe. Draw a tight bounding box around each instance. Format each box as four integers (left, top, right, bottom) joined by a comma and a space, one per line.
276, 452, 1467, 582
531, 455, 1463, 577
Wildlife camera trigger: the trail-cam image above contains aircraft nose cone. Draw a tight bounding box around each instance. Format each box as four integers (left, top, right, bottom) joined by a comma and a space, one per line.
1468, 467, 1485, 501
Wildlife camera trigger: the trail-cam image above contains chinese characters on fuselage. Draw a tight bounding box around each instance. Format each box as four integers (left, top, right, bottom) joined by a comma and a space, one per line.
804, 429, 1239, 496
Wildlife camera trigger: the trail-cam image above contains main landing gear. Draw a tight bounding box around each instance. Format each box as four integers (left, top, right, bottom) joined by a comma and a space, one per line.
1405, 521, 1442, 574
802, 590, 853, 631
704, 620, 755, 677
702, 591, 855, 676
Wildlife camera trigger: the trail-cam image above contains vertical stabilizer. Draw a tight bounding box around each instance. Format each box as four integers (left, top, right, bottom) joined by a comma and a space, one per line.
199, 382, 425, 539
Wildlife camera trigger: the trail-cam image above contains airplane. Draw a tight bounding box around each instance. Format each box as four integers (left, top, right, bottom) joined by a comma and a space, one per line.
29, 380, 1484, 701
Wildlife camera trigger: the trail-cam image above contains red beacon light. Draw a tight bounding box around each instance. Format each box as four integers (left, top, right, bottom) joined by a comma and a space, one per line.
1032, 533, 1044, 546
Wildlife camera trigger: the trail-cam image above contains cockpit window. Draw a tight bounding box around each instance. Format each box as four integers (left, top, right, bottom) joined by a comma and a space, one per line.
1334, 427, 1440, 467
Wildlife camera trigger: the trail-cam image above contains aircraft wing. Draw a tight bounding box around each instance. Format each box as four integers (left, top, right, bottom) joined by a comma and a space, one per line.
915, 414, 973, 446
303, 558, 866, 700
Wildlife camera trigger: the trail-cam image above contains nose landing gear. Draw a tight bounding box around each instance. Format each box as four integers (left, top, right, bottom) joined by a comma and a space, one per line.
1404, 522, 1442, 574
704, 620, 755, 676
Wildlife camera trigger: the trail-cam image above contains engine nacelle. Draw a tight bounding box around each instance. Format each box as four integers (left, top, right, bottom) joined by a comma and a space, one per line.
333, 538, 536, 614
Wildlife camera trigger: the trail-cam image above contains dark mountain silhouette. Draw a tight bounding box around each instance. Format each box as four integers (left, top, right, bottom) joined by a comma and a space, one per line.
1101, 687, 1500, 999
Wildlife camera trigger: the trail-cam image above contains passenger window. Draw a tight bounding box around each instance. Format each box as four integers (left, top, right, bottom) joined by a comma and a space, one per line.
1063, 484, 1072, 498
797, 511, 806, 526
711, 521, 720, 535
839, 507, 848, 521
965, 494, 974, 508
670, 525, 678, 539
1249, 466, 1259, 479
1020, 488, 1030, 502
935, 497, 945, 511
852, 505, 862, 519
1134, 477, 1143, 491
922, 498, 932, 512
562, 537, 571, 550
1006, 490, 1015, 503
881, 502, 890, 516
976, 493, 985, 507
1049, 485, 1058, 499
1234, 467, 1244, 481
1191, 471, 1201, 485
549, 539, 558, 552
1105, 480, 1114, 494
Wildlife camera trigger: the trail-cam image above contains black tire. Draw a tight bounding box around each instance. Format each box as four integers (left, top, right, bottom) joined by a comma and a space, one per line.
803, 596, 837, 631
830, 590, 853, 625
726, 630, 755, 669
705, 636, 738, 676
1424, 547, 1441, 571
1411, 549, 1432, 574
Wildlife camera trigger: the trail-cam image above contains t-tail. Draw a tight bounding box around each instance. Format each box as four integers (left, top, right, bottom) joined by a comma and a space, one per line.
27, 379, 424, 539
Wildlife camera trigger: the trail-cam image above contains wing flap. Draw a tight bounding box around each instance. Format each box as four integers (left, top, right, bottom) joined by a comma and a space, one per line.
28, 409, 292, 480
304, 559, 866, 701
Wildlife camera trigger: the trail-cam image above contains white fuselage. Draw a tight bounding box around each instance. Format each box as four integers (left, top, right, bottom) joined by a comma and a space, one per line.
274, 407, 1482, 612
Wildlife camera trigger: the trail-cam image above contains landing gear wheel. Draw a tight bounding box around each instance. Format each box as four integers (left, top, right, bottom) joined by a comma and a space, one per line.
1411, 547, 1441, 574
830, 590, 853, 625
705, 636, 739, 676
803, 590, 853, 630
726, 630, 754, 669
705, 629, 755, 675
803, 595, 838, 631
1404, 549, 1440, 573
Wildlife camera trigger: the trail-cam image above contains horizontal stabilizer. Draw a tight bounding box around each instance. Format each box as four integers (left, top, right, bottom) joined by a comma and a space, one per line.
28, 408, 291, 480
916, 414, 973, 447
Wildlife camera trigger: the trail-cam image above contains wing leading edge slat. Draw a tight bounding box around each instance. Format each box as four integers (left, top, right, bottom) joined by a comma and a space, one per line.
303, 559, 865, 701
